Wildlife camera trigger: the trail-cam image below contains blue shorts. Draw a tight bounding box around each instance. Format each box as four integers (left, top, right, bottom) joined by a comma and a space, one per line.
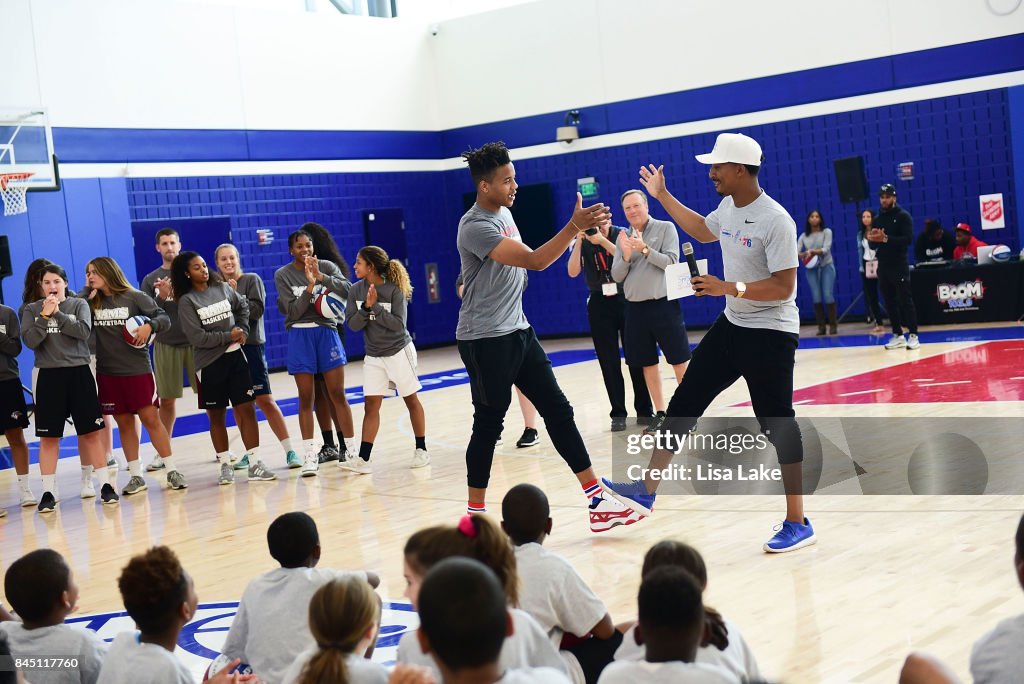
242, 343, 272, 396
287, 325, 347, 375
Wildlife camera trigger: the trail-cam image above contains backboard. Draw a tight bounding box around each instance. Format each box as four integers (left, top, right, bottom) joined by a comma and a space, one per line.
0, 108, 59, 191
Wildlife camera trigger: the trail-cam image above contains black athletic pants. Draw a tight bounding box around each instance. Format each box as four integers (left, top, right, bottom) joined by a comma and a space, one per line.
878, 262, 918, 336
587, 292, 653, 418
458, 327, 592, 488
665, 315, 803, 464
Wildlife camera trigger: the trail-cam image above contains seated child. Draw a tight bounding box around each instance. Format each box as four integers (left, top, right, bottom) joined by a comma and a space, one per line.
970, 511, 1024, 682
1, 549, 105, 684
220, 512, 379, 684
501, 484, 619, 684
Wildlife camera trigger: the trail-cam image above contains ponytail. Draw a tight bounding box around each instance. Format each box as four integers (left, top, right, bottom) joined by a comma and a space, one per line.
384, 259, 413, 300
295, 576, 379, 684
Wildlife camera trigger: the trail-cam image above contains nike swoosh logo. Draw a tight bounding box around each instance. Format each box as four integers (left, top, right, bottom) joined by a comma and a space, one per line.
744, 219, 755, 224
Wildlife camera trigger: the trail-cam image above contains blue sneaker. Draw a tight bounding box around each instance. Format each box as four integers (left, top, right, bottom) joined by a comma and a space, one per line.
285, 451, 302, 469
763, 517, 817, 553
233, 454, 250, 471
600, 477, 656, 516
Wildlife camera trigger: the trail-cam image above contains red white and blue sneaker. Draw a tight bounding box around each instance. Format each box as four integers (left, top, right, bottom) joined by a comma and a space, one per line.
763, 517, 817, 553
588, 494, 645, 532
600, 477, 656, 516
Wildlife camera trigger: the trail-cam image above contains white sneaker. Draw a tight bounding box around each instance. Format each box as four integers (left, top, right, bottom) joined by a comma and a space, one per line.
344, 437, 358, 459
339, 457, 372, 475
906, 334, 921, 350
301, 451, 319, 477
410, 448, 431, 469
81, 479, 97, 499
20, 487, 37, 507
146, 455, 166, 472
589, 493, 645, 533
884, 334, 907, 350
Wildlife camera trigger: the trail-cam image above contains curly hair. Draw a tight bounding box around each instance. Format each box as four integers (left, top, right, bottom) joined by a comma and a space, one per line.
117, 546, 190, 634
462, 141, 511, 186
357, 246, 412, 300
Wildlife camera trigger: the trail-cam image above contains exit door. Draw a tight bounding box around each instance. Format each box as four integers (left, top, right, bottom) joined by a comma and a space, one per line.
363, 209, 413, 338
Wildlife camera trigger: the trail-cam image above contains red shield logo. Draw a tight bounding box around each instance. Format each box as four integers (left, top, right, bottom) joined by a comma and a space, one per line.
982, 199, 1003, 223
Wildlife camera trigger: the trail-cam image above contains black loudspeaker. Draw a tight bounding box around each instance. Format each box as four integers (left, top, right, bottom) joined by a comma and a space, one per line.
833, 156, 869, 204
0, 236, 11, 278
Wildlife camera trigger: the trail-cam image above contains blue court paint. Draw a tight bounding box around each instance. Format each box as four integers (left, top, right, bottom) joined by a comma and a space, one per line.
2, 326, 1020, 469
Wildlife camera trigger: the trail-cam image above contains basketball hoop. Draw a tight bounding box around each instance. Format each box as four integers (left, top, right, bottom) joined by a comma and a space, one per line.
0, 172, 33, 216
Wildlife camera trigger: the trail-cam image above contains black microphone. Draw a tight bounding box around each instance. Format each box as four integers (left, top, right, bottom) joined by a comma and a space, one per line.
682, 242, 700, 278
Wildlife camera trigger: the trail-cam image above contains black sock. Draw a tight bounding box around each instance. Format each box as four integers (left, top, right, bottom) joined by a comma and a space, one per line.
322, 430, 336, 448
359, 441, 373, 461
415, 436, 426, 451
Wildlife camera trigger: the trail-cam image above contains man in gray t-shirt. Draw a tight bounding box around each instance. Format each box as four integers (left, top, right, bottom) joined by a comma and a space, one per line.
602, 133, 814, 554
456, 141, 644, 534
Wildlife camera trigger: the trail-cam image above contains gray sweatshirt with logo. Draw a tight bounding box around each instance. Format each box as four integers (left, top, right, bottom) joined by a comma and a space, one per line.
346, 280, 412, 357
178, 283, 250, 371
90, 289, 170, 376
0, 304, 23, 382
21, 297, 93, 369
274, 260, 350, 329
141, 265, 189, 347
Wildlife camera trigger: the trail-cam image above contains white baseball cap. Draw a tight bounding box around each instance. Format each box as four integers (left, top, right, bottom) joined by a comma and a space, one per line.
695, 133, 763, 166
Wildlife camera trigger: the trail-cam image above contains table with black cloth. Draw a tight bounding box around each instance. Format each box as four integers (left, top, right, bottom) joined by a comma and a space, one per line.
910, 260, 1024, 325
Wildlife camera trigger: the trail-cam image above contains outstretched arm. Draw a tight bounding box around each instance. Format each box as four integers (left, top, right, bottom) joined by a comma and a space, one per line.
640, 165, 718, 243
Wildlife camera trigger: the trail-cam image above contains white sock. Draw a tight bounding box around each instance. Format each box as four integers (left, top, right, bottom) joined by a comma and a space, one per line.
81, 464, 94, 483
128, 460, 142, 477
42, 474, 56, 494
304, 439, 317, 454
162, 456, 177, 473
18, 474, 30, 489
281, 438, 294, 453
106, 451, 114, 462
243, 447, 259, 464
217, 451, 231, 465
95, 467, 110, 487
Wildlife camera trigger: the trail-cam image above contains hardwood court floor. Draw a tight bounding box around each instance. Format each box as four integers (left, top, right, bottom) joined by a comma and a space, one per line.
1, 320, 1023, 683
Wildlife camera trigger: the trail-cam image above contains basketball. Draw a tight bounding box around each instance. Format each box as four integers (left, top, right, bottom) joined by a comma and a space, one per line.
802, 254, 819, 269
122, 315, 153, 349
990, 244, 1011, 262
203, 654, 253, 681
313, 285, 346, 321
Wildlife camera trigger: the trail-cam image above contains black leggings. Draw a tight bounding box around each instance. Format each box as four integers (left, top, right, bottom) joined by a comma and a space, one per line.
458, 328, 592, 489
878, 263, 918, 336
665, 315, 803, 464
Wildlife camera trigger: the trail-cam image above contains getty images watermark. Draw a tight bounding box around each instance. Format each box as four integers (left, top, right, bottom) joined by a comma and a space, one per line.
610, 416, 1024, 495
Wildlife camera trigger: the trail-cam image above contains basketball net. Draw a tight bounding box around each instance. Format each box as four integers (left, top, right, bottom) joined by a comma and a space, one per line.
0, 172, 34, 216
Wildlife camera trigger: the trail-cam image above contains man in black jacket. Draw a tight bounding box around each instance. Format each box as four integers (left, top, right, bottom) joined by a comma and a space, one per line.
868, 184, 920, 350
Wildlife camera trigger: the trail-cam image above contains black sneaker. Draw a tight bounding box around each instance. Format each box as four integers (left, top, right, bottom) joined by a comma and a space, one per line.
611, 416, 627, 432
100, 483, 120, 506
317, 444, 340, 464
516, 428, 540, 448
642, 412, 668, 435
37, 491, 57, 514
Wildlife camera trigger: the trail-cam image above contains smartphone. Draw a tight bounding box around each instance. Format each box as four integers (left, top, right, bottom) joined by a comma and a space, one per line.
584, 227, 598, 236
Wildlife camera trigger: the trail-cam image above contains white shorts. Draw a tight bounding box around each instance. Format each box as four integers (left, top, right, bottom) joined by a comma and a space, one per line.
363, 342, 421, 398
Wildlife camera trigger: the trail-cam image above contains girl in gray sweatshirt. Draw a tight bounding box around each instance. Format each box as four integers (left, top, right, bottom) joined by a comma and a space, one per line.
85, 256, 187, 496
273, 229, 353, 476
173, 251, 270, 487
21, 263, 113, 512
344, 245, 429, 473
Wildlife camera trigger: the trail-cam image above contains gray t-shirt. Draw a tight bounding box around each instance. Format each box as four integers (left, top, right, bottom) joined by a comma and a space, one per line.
610, 218, 680, 301
797, 228, 834, 267
281, 650, 388, 684
0, 622, 106, 684
233, 273, 267, 345
0, 304, 24, 382
456, 204, 529, 341
97, 632, 191, 684
970, 613, 1024, 683
274, 260, 350, 329
346, 280, 412, 358
141, 266, 188, 347
90, 289, 170, 376
220, 567, 368, 684
705, 191, 800, 334
21, 297, 93, 369
177, 283, 250, 371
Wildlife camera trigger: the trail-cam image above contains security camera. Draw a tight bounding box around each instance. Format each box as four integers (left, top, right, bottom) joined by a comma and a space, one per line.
429, 23, 439, 36
556, 126, 579, 144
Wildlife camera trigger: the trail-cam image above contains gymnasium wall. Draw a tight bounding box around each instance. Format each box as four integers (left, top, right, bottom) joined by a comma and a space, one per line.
2, 0, 1023, 383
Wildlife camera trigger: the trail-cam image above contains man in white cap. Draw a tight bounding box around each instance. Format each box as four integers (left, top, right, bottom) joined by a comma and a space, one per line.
601, 132, 815, 553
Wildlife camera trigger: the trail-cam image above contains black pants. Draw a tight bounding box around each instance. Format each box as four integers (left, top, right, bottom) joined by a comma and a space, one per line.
567, 630, 623, 684
458, 328, 592, 489
861, 272, 885, 323
587, 293, 653, 418
878, 262, 918, 335
665, 315, 803, 464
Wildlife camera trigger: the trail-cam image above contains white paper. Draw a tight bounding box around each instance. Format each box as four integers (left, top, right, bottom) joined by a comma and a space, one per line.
665, 259, 708, 300
979, 193, 1005, 230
